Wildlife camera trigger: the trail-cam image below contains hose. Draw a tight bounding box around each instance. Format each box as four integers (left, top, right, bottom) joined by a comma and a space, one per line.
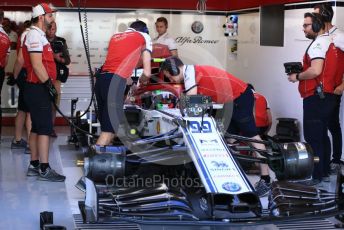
50, 0, 100, 138
53, 102, 97, 137
76, 0, 98, 119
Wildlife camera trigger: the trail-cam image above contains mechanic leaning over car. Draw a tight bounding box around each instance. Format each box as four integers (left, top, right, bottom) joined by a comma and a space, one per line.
22, 3, 65, 182
0, 9, 11, 142
95, 20, 152, 146
160, 57, 271, 197
288, 12, 340, 186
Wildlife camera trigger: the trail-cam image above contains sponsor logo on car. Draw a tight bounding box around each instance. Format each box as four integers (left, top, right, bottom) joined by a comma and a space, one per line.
222, 182, 241, 192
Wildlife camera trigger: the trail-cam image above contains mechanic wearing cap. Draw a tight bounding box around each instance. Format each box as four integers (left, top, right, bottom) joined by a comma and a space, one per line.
22, 3, 65, 182
160, 57, 271, 197
288, 13, 338, 185
153, 17, 178, 57
314, 3, 344, 173
95, 20, 152, 146
0, 10, 11, 142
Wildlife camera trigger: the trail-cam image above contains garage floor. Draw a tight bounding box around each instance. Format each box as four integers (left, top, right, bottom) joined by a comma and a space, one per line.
0, 127, 83, 230
0, 126, 341, 230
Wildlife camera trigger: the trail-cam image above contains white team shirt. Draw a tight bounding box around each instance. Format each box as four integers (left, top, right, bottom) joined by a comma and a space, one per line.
307, 33, 331, 60
330, 26, 344, 51
25, 26, 50, 53
183, 65, 196, 92
0, 25, 10, 54
153, 32, 177, 51
20, 28, 31, 47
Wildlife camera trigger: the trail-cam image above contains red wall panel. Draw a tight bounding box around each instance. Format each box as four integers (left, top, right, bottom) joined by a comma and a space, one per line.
0, 0, 309, 12
0, 0, 228, 11
229, 0, 310, 10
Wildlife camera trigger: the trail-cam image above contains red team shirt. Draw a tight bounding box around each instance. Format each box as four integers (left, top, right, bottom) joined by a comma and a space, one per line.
330, 27, 344, 87
299, 34, 338, 98
253, 92, 270, 127
184, 65, 247, 103
0, 25, 11, 68
22, 26, 56, 83
102, 28, 152, 78
16, 28, 30, 69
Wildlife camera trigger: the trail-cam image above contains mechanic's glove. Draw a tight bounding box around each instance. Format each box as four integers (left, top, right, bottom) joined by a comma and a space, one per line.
44, 78, 58, 103
6, 73, 16, 86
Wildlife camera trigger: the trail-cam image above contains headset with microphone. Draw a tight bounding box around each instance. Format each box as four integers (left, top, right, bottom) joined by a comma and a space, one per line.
142, 26, 149, 34
130, 20, 149, 34
309, 13, 325, 33
161, 57, 181, 76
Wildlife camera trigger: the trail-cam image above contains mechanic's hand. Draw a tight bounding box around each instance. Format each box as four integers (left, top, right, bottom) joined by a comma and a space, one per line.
139, 73, 150, 86
130, 83, 138, 94
6, 73, 16, 86
138, 77, 148, 86
44, 78, 58, 103
53, 52, 64, 63
287, 73, 298, 83
334, 84, 344, 95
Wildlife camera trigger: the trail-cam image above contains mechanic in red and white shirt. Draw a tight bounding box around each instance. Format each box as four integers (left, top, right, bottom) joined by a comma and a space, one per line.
10, 20, 32, 149
95, 20, 152, 146
160, 57, 271, 197
22, 3, 65, 182
0, 10, 11, 141
288, 12, 338, 184
314, 3, 344, 173
153, 17, 178, 57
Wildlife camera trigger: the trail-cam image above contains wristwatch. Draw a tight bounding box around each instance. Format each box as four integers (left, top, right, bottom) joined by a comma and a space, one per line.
296, 73, 300, 81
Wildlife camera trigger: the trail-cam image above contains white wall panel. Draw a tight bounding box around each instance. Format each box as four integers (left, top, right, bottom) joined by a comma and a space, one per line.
55, 11, 227, 75
226, 7, 317, 139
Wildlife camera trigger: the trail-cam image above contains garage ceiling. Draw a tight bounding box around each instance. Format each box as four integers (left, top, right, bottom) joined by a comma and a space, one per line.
1, 0, 313, 11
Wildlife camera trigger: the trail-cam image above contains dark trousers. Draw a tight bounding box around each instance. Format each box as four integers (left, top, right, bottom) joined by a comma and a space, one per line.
303, 94, 337, 180
95, 73, 126, 133
226, 86, 258, 138
327, 95, 342, 163
23, 83, 53, 135
0, 67, 5, 137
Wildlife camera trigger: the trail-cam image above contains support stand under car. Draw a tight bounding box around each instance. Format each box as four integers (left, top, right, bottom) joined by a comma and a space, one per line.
67, 98, 79, 148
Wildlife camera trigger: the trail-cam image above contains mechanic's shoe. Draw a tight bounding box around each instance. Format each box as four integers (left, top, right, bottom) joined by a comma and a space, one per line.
24, 147, 31, 154
297, 178, 322, 186
27, 164, 40, 176
254, 179, 271, 197
50, 130, 57, 138
75, 176, 86, 192
11, 139, 27, 149
38, 168, 66, 182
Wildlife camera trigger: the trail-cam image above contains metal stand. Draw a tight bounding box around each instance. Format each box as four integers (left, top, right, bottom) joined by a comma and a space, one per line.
68, 98, 79, 146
